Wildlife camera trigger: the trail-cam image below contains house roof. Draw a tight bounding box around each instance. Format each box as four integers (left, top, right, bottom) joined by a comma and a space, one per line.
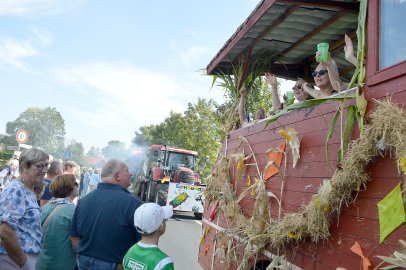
207, 0, 359, 81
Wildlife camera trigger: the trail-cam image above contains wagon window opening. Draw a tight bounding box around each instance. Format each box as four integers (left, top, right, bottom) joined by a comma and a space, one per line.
379, 0, 406, 69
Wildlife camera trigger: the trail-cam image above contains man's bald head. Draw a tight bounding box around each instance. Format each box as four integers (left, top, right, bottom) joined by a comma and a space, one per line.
101, 159, 132, 188
101, 159, 124, 178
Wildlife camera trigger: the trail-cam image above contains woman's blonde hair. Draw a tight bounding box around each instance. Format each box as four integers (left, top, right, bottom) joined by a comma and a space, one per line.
50, 174, 76, 198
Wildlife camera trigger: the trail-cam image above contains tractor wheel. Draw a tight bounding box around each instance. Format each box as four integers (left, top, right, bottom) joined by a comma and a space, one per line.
139, 182, 147, 201
146, 181, 157, 202
154, 184, 168, 206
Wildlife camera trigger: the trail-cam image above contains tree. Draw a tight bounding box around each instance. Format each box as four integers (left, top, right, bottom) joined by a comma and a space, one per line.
131, 98, 224, 180
132, 124, 166, 146
102, 140, 130, 160
182, 98, 224, 178
1, 107, 66, 158
87, 146, 102, 157
66, 139, 86, 165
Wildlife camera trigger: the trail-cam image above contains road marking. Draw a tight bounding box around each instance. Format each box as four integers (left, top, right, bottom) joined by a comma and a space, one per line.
194, 220, 202, 226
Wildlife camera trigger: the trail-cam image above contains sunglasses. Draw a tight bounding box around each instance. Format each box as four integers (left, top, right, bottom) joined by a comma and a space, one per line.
312, 69, 328, 77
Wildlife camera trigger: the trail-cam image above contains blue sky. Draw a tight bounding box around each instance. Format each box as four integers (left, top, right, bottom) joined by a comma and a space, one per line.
0, 0, 292, 151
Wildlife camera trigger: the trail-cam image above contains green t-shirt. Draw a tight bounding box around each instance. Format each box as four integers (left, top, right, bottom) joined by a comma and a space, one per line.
123, 242, 174, 270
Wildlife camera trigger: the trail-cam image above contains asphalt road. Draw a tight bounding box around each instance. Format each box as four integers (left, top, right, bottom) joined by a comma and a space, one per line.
159, 212, 203, 270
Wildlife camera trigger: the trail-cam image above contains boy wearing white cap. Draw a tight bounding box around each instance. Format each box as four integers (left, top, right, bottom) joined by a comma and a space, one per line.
122, 203, 174, 270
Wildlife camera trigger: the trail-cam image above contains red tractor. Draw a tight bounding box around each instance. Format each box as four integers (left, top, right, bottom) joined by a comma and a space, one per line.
137, 145, 203, 214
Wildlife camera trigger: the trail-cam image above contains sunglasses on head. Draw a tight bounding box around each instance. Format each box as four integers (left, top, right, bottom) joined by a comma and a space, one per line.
312, 69, 328, 77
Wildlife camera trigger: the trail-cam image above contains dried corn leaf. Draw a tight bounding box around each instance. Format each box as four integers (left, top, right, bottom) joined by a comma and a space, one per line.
279, 127, 301, 168
377, 239, 406, 269
279, 129, 292, 141
236, 158, 244, 181
267, 190, 280, 203
377, 254, 406, 269
356, 86, 368, 118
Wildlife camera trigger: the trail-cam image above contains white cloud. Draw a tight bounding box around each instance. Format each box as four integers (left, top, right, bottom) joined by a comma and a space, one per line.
52, 61, 225, 149
53, 62, 188, 138
0, 0, 86, 16
32, 28, 53, 47
0, 38, 38, 72
170, 42, 210, 65
0, 30, 53, 72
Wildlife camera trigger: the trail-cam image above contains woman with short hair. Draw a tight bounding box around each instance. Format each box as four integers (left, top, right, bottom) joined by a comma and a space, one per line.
35, 174, 78, 270
0, 148, 49, 270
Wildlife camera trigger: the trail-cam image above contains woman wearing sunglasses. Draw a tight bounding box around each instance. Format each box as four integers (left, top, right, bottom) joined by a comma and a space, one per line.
303, 34, 360, 98
302, 58, 343, 99
265, 74, 314, 113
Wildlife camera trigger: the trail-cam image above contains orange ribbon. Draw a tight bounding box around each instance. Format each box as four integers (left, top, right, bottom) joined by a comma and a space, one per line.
203, 244, 210, 256
350, 241, 371, 270
264, 142, 286, 180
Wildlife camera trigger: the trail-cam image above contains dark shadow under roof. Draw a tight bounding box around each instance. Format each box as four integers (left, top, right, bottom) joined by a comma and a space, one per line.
207, 0, 359, 82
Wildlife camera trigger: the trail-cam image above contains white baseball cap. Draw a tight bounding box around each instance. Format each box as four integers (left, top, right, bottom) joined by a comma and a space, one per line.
134, 203, 173, 234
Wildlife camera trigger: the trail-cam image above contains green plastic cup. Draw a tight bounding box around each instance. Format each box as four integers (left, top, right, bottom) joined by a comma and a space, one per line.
317, 42, 329, 63
286, 91, 295, 105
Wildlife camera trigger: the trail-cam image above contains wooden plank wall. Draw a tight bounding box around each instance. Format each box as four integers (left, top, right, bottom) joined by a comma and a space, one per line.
198, 91, 406, 269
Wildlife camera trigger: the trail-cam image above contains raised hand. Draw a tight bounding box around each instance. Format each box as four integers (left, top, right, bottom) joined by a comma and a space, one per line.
239, 86, 248, 97
265, 72, 277, 88
344, 34, 357, 67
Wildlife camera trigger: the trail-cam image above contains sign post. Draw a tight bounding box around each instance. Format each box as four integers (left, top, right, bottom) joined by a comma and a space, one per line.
16, 130, 28, 144
63, 150, 73, 160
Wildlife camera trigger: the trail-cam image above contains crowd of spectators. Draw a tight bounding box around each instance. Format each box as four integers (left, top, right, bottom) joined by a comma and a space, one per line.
0, 147, 160, 270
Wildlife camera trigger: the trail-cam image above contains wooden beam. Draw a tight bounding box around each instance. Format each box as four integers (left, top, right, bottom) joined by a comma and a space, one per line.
278, 0, 359, 14
277, 11, 346, 61
207, 0, 278, 75
238, 47, 254, 90
303, 31, 357, 65
232, 4, 299, 63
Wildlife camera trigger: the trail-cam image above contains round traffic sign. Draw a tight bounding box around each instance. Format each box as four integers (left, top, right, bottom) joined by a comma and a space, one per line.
63, 150, 72, 160
16, 129, 28, 144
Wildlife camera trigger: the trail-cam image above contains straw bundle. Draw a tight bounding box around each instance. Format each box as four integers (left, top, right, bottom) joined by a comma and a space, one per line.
203, 100, 406, 267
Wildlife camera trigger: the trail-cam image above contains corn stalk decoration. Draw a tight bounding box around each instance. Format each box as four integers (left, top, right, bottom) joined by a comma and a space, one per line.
210, 53, 274, 132
348, 0, 368, 134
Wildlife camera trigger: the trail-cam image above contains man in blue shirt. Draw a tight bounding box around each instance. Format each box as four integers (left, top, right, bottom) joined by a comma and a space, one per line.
40, 160, 63, 206
70, 159, 142, 270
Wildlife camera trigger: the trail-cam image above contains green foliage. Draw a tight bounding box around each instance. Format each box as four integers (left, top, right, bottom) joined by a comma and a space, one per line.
0, 151, 13, 166
325, 107, 341, 163
182, 98, 225, 178
265, 95, 355, 125
66, 139, 86, 165
132, 98, 224, 180
348, 0, 368, 135
87, 146, 102, 157
132, 124, 167, 146
102, 140, 131, 160
338, 105, 356, 162
210, 55, 275, 131
1, 107, 66, 158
